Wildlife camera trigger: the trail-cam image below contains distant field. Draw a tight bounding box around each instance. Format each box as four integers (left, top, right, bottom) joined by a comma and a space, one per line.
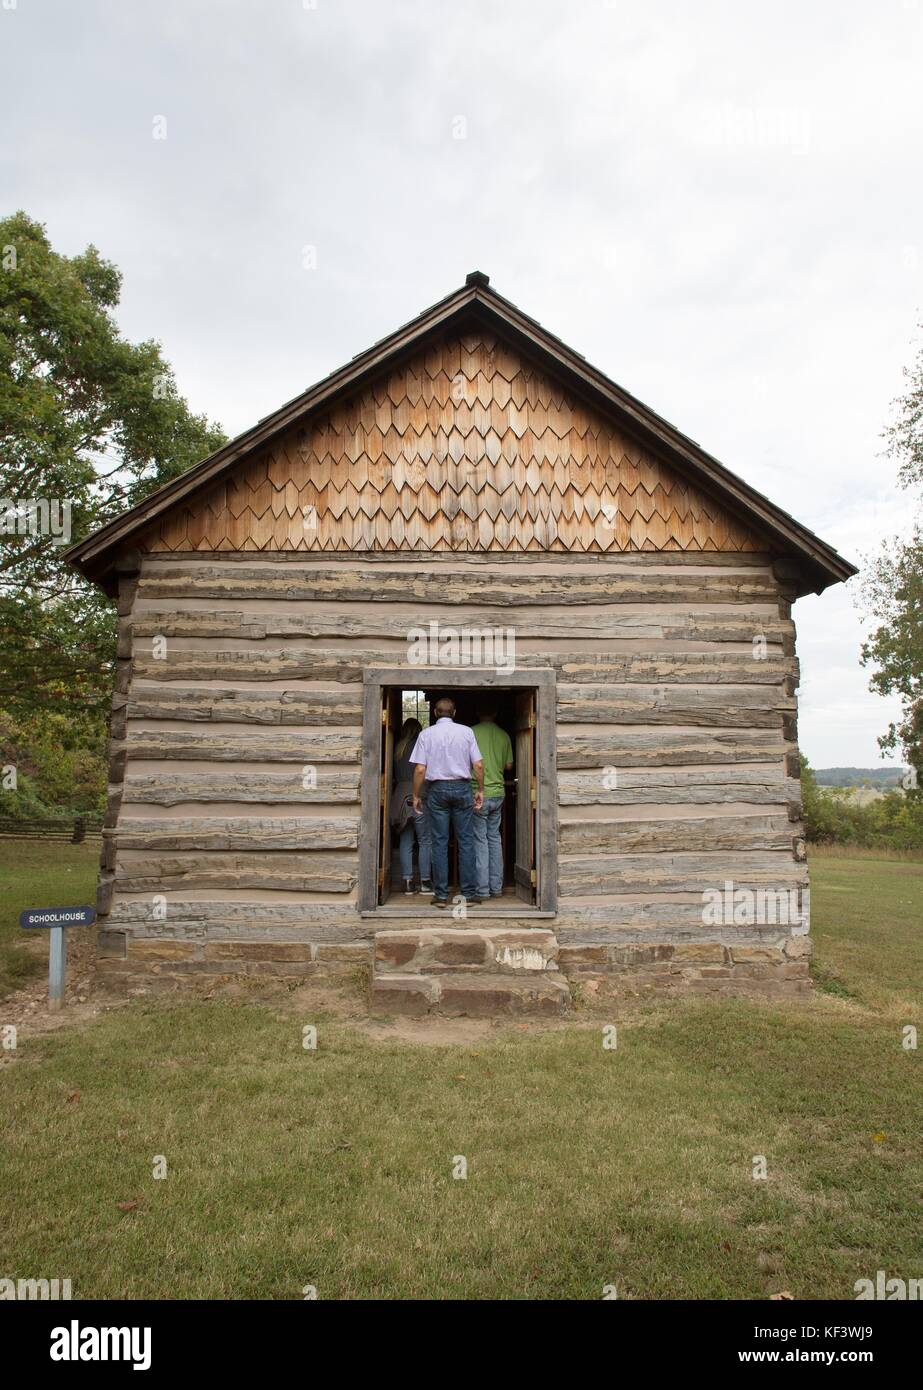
825, 786, 891, 805
0, 841, 920, 1299
814, 768, 907, 788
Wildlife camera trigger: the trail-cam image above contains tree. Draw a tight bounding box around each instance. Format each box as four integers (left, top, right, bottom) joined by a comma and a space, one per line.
0, 211, 225, 723
800, 755, 923, 850
860, 329, 923, 795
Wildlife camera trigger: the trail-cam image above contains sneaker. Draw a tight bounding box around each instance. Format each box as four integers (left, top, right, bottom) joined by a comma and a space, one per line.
420, 880, 432, 894
402, 877, 417, 896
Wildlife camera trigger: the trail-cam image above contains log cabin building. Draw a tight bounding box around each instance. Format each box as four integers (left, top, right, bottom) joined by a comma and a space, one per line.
67, 272, 856, 1015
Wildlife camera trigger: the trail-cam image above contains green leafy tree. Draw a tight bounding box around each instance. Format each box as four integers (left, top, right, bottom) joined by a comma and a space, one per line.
860, 329, 923, 795
801, 755, 923, 851
0, 708, 108, 819
0, 211, 225, 728
800, 755, 828, 842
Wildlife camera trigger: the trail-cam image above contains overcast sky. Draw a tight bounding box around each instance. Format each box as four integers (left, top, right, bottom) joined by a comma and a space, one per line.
2, 0, 920, 768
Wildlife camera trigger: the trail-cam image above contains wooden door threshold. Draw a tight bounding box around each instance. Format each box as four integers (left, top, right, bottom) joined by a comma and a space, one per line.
361, 905, 555, 921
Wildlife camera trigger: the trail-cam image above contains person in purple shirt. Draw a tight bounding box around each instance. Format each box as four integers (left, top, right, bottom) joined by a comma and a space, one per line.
410, 698, 485, 907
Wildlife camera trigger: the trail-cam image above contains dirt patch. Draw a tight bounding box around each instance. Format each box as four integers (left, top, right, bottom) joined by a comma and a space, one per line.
0, 947, 127, 1061
261, 975, 614, 1044
361, 1016, 500, 1045
3, 952, 835, 1057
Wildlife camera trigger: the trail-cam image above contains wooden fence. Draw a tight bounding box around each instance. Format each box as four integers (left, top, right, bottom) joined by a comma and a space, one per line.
0, 816, 103, 843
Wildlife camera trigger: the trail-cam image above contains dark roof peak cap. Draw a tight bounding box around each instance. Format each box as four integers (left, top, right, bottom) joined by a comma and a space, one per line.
465, 270, 490, 288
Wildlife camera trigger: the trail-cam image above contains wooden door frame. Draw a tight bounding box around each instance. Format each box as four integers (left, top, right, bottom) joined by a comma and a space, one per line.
512, 688, 537, 905
377, 687, 402, 904
359, 667, 557, 913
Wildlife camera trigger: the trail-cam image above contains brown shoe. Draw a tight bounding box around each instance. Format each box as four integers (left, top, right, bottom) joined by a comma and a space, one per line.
431, 897, 448, 908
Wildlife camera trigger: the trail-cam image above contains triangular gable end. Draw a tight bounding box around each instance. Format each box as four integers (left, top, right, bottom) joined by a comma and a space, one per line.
133, 326, 768, 557
67, 273, 856, 594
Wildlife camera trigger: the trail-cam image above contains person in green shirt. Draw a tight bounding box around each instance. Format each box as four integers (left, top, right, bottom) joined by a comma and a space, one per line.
471, 704, 513, 898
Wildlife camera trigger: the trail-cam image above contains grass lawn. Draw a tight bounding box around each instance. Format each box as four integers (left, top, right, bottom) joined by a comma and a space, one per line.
0, 844, 920, 1300
0, 839, 99, 996
808, 847, 923, 1012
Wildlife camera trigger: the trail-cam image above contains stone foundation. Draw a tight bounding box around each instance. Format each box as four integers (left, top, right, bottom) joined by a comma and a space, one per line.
95, 929, 812, 1002
95, 931, 371, 996
559, 935, 812, 1000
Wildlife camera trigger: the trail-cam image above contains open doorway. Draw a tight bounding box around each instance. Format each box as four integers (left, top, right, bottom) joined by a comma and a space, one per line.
359, 668, 557, 915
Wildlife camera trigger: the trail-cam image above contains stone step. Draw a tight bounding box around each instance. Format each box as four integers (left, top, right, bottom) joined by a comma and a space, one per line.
374, 927, 559, 975
370, 970, 572, 1017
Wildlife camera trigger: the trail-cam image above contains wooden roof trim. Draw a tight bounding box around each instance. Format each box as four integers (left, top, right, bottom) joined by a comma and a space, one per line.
66, 275, 856, 593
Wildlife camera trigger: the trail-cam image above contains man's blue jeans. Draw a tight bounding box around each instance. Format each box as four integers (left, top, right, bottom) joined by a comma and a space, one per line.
426, 779, 477, 901
473, 795, 504, 897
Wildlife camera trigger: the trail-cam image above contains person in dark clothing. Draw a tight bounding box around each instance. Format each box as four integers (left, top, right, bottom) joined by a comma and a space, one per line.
391, 717, 432, 894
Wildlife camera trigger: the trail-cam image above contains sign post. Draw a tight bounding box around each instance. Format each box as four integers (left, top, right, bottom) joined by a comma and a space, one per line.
19, 907, 96, 1011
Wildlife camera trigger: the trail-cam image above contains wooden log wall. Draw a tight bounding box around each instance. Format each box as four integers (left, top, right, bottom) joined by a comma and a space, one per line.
101, 552, 806, 948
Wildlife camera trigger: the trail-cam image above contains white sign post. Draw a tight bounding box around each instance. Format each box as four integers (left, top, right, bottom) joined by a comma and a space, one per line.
19, 906, 96, 1011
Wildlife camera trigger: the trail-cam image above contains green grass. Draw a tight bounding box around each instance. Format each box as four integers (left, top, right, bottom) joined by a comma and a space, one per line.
809, 847, 923, 1013
0, 839, 99, 995
0, 847, 919, 1300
